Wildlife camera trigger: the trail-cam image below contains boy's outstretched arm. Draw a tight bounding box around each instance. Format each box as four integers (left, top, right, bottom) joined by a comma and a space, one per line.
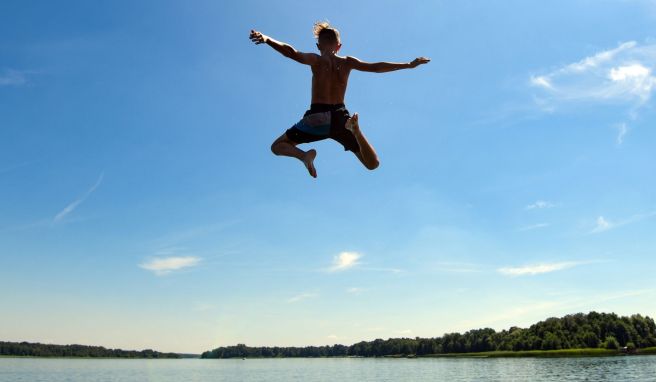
347, 56, 430, 73
249, 30, 318, 65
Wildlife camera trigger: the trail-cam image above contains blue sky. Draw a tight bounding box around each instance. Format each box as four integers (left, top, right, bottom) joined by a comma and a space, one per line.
1, 0, 656, 353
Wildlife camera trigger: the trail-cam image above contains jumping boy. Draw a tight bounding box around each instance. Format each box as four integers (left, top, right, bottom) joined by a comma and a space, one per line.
249, 22, 430, 178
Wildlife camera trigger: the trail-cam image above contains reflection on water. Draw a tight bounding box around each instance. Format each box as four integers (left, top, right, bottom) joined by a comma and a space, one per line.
1, 356, 656, 382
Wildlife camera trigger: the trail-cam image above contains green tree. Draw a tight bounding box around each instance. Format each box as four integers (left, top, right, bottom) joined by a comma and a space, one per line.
603, 336, 619, 350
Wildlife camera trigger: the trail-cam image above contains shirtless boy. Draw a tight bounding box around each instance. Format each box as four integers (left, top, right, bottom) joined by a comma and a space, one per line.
249, 22, 430, 178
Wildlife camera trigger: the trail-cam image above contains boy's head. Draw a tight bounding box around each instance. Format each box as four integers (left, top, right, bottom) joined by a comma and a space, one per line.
313, 21, 341, 54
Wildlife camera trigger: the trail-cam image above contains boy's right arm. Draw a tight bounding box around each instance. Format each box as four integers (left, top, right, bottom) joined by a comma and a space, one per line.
250, 30, 318, 66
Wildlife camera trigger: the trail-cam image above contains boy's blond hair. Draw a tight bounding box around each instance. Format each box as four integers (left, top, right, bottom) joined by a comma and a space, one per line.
313, 21, 340, 43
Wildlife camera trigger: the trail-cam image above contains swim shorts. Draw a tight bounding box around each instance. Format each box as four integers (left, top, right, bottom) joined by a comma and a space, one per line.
285, 103, 360, 153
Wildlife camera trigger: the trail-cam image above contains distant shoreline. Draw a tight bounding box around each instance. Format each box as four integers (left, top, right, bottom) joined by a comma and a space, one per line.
0, 354, 201, 360
202, 312, 656, 359
0, 341, 191, 359
3, 348, 656, 360
205, 348, 656, 359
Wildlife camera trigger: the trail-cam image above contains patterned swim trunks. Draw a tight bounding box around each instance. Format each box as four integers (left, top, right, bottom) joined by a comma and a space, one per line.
285, 103, 360, 153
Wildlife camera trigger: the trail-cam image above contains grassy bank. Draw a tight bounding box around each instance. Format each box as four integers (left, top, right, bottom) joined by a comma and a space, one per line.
422, 348, 656, 358
639, 347, 656, 355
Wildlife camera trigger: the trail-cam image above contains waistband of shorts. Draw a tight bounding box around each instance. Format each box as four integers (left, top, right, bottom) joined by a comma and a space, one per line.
309, 103, 346, 112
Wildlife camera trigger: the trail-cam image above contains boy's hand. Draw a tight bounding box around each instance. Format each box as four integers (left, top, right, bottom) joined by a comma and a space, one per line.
410, 57, 431, 68
249, 30, 269, 45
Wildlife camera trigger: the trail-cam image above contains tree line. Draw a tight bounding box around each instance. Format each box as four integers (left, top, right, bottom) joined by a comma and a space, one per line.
201, 312, 656, 358
0, 341, 180, 358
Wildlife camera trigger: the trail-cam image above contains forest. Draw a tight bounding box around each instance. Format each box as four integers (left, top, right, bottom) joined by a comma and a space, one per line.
201, 312, 656, 358
0, 341, 180, 358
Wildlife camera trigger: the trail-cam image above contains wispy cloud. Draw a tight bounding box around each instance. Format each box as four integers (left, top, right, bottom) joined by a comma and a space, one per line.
364, 326, 386, 332
517, 223, 550, 232
459, 300, 563, 331
591, 288, 654, 303
591, 216, 613, 233
328, 251, 362, 272
0, 69, 31, 86
0, 161, 33, 175
193, 302, 216, 312
346, 287, 365, 294
432, 261, 483, 273
531, 41, 656, 105
140, 256, 201, 276
498, 261, 581, 276
525, 200, 556, 210
149, 220, 241, 248
54, 173, 104, 223
615, 122, 629, 145
530, 41, 656, 142
287, 292, 318, 303
458, 288, 654, 332
360, 266, 404, 274
590, 211, 656, 234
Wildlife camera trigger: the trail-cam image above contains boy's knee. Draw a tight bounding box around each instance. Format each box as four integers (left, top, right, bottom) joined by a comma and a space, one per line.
271, 142, 280, 155
366, 159, 380, 170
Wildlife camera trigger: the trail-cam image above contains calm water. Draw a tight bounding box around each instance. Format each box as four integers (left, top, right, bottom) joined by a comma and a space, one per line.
1, 356, 656, 381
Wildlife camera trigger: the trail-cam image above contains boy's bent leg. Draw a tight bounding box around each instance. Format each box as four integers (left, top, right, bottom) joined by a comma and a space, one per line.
346, 113, 380, 170
271, 133, 318, 178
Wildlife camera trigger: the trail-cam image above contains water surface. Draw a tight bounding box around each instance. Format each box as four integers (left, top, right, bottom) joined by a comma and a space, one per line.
2, 356, 655, 381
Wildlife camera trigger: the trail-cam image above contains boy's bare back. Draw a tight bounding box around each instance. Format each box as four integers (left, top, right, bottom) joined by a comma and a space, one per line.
309, 54, 429, 104
310, 55, 350, 104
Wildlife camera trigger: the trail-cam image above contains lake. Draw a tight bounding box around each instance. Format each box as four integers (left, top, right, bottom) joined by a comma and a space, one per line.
1, 356, 656, 381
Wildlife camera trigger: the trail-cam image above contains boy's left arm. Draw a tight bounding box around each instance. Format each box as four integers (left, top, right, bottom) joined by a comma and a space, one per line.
347, 56, 430, 73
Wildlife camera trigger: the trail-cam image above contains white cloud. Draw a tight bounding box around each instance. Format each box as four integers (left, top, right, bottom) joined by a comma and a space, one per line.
498, 261, 579, 276
140, 256, 201, 276
0, 69, 29, 86
530, 41, 656, 107
592, 216, 613, 233
530, 75, 553, 89
328, 251, 362, 272
287, 292, 318, 303
517, 223, 550, 232
609, 63, 649, 81
615, 122, 629, 144
346, 287, 364, 294
589, 211, 656, 234
528, 41, 656, 145
54, 173, 104, 223
526, 200, 555, 210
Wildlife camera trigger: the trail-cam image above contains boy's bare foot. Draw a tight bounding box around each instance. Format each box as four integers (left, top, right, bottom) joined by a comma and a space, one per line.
345, 113, 359, 134
303, 149, 317, 178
